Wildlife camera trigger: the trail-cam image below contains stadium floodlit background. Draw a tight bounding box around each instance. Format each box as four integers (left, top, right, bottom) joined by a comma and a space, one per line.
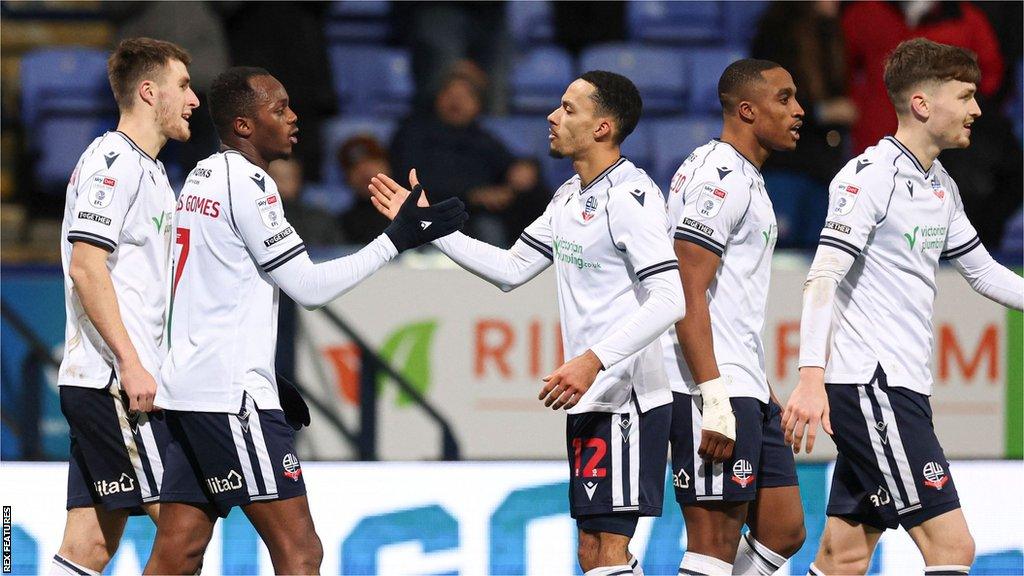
1, 1, 1022, 574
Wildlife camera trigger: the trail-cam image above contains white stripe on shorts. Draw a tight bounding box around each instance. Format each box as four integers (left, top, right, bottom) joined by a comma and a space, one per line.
628, 403, 640, 507
109, 387, 151, 500
873, 386, 921, 510
857, 386, 905, 509
245, 397, 278, 496
691, 396, 706, 498
228, 413, 260, 497
611, 413, 624, 507
137, 413, 164, 493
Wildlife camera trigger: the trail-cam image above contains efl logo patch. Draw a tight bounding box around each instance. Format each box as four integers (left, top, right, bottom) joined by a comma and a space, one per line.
731, 459, 755, 488
922, 461, 949, 490
283, 453, 302, 481
697, 182, 727, 218
256, 194, 284, 230
88, 175, 117, 208
832, 182, 859, 216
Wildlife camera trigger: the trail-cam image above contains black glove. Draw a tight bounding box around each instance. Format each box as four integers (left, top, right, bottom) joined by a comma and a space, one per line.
384, 185, 469, 252
276, 374, 311, 430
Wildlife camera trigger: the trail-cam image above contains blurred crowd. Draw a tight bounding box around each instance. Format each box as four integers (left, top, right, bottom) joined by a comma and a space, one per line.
2, 1, 1021, 259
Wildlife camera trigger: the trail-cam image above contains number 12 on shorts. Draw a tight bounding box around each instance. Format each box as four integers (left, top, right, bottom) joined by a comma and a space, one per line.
572, 437, 607, 478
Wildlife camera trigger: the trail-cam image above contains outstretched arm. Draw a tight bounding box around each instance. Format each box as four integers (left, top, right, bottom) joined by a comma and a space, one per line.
948, 242, 1023, 311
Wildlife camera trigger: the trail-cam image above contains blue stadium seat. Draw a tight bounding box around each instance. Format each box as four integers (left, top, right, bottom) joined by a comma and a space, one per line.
480, 116, 549, 159
510, 47, 575, 114
320, 116, 397, 188
620, 121, 652, 178
684, 48, 746, 113
650, 116, 721, 189
325, 1, 391, 44
19, 48, 113, 136
34, 116, 116, 192
580, 44, 687, 115
507, 1, 554, 47
723, 1, 770, 49
1000, 207, 1023, 258
627, 1, 724, 45
328, 45, 412, 116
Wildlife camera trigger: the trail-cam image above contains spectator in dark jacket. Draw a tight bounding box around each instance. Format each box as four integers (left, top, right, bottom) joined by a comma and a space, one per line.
337, 135, 392, 245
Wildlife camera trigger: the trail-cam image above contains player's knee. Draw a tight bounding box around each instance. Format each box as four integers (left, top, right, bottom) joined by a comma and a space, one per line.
688, 526, 741, 559
59, 532, 117, 568
820, 538, 871, 575
774, 521, 806, 557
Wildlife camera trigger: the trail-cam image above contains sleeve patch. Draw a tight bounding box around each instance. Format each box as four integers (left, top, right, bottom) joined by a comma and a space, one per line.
824, 221, 851, 234
696, 182, 727, 218
680, 217, 714, 237
77, 211, 112, 226
255, 194, 285, 230
87, 176, 117, 209
832, 182, 860, 216
263, 226, 295, 247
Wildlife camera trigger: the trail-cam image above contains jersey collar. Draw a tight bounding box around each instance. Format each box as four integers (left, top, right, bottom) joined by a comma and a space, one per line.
883, 136, 933, 177
112, 131, 157, 165
579, 156, 627, 195
712, 139, 762, 177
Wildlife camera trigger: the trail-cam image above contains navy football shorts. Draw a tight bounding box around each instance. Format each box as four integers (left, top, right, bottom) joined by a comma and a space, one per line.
670, 392, 799, 504
826, 365, 960, 530
566, 398, 671, 536
61, 376, 169, 514
160, 394, 306, 517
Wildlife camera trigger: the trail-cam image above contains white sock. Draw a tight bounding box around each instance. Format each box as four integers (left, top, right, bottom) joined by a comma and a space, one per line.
680, 552, 733, 575
51, 554, 100, 576
629, 553, 644, 575
733, 533, 789, 575
584, 564, 635, 576
807, 562, 826, 576
923, 566, 970, 575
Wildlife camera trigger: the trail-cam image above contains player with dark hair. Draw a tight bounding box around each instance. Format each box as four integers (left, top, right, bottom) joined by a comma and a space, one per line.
662, 58, 807, 575
370, 71, 682, 576
784, 38, 1023, 575
52, 37, 198, 576
143, 67, 467, 574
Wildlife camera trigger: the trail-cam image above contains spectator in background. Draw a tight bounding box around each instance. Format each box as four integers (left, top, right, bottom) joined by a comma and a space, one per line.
337, 135, 392, 245
268, 158, 344, 246
216, 2, 337, 180
390, 67, 544, 247
393, 1, 511, 114
751, 0, 855, 248
841, 1, 1004, 154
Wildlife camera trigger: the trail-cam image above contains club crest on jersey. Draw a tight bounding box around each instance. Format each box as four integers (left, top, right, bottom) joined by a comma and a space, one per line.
697, 182, 727, 218
582, 195, 598, 221
833, 182, 859, 215
256, 194, 284, 230
922, 461, 949, 490
88, 175, 117, 209
930, 178, 945, 200
283, 453, 302, 481
731, 459, 754, 487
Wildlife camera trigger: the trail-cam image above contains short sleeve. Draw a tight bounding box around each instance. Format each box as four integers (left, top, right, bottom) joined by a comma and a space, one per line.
673, 180, 750, 257
608, 183, 678, 281
67, 169, 140, 252
817, 176, 889, 259
229, 169, 307, 273
941, 182, 982, 260
518, 198, 555, 260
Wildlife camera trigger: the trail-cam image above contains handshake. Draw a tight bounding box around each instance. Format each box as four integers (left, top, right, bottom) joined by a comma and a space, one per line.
376, 169, 469, 252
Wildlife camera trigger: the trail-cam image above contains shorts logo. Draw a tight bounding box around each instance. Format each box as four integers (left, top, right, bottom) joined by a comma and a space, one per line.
832, 182, 859, 216
922, 461, 949, 490
283, 453, 302, 481
94, 473, 136, 497
874, 421, 888, 445
582, 195, 598, 222
236, 407, 251, 433
696, 182, 727, 218
673, 468, 690, 489
206, 470, 244, 494
870, 486, 891, 507
618, 417, 632, 444
731, 459, 755, 488
583, 480, 599, 501
88, 175, 117, 209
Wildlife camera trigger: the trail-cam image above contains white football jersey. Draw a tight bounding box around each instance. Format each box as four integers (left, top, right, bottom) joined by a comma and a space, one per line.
815, 136, 980, 395
659, 140, 776, 403
159, 150, 307, 412
59, 131, 176, 389
520, 158, 678, 414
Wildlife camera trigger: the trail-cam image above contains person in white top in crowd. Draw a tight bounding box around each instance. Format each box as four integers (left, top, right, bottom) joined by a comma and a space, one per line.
370, 71, 684, 576
144, 66, 466, 575
52, 37, 198, 576
784, 38, 1024, 576
663, 59, 807, 576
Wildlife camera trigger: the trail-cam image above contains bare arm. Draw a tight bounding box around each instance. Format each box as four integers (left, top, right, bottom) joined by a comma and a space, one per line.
674, 239, 721, 383
69, 242, 156, 412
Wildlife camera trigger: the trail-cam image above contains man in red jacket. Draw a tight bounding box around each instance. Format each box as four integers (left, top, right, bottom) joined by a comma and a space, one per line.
842, 1, 1004, 154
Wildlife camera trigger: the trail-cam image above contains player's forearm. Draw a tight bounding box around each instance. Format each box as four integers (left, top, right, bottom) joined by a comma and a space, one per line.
591, 272, 685, 369
270, 235, 398, 310
433, 231, 549, 292
798, 245, 855, 368
68, 252, 141, 369
674, 293, 720, 384
952, 244, 1024, 311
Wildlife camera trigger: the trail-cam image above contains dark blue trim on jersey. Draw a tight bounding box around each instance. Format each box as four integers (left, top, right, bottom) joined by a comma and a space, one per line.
636, 259, 679, 281
884, 136, 931, 177
223, 154, 242, 237
53, 555, 90, 575
878, 154, 900, 225
519, 232, 553, 260
819, 235, 861, 259
714, 139, 762, 176
113, 131, 157, 164
675, 229, 725, 257
67, 230, 117, 252
261, 243, 307, 272
941, 235, 982, 260
580, 157, 627, 194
